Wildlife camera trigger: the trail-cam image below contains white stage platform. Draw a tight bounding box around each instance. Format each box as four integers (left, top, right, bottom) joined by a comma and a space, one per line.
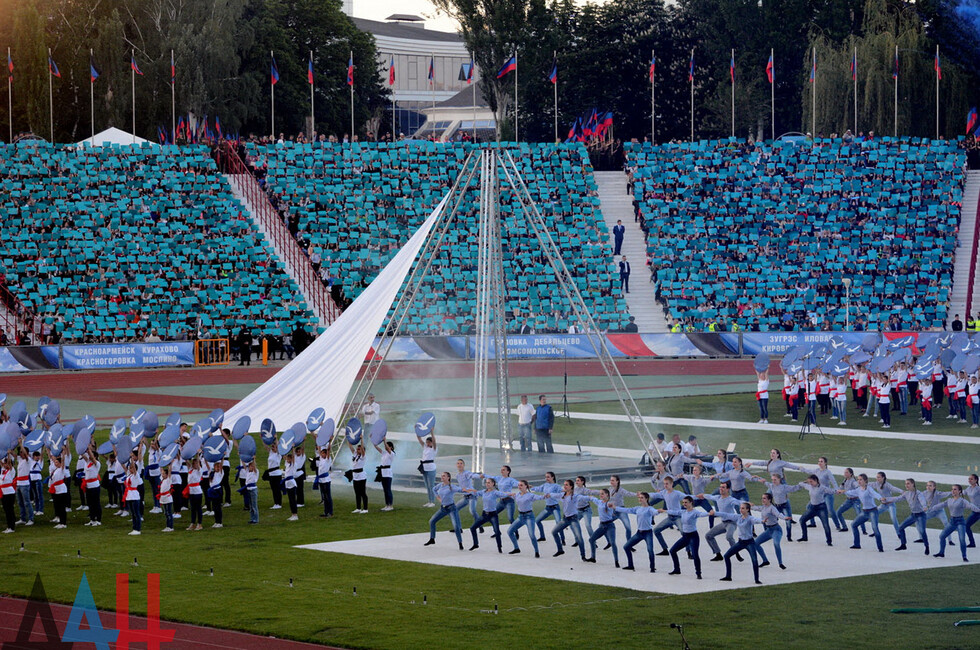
296, 516, 977, 595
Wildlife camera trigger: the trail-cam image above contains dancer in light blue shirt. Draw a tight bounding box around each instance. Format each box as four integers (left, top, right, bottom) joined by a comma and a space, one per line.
659, 496, 713, 579
425, 472, 468, 550
837, 473, 884, 552
930, 484, 980, 561
532, 472, 565, 544
585, 489, 621, 567
507, 480, 545, 557
613, 492, 659, 572
552, 480, 591, 560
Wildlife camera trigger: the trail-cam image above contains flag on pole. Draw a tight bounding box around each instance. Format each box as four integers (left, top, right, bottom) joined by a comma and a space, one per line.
892, 49, 898, 80
308, 55, 314, 85
171, 51, 176, 84
48, 55, 61, 78
271, 55, 280, 85
766, 53, 773, 84
935, 51, 941, 80
729, 52, 735, 82
215, 115, 222, 139
547, 58, 557, 84
131, 56, 143, 76
388, 55, 395, 86
850, 51, 856, 81
427, 56, 434, 84
967, 107, 978, 135
688, 53, 694, 82
496, 55, 516, 78
90, 56, 100, 83
649, 54, 656, 82
346, 55, 354, 86
466, 59, 474, 84
7, 51, 12, 83
809, 51, 815, 83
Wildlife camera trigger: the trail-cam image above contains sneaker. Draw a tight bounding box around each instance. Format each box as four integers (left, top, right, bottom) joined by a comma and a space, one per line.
270, 505, 282, 510
54, 524, 66, 529
149, 507, 162, 514
212, 523, 223, 529
287, 515, 299, 521
128, 530, 141, 536
882, 425, 890, 429
1, 528, 12, 533
297, 503, 305, 508
84, 521, 94, 527
15, 520, 25, 526
173, 513, 182, 519
203, 511, 213, 516
162, 528, 173, 532
352, 509, 361, 514
757, 419, 764, 424
423, 502, 436, 508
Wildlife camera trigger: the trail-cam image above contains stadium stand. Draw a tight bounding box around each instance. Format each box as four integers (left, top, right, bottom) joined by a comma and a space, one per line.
0, 142, 314, 342
626, 137, 965, 331
244, 141, 630, 333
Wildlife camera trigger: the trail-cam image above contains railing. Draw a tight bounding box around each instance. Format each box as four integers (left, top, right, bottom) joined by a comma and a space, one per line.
218, 142, 340, 328
0, 283, 41, 344
967, 190, 980, 317
195, 338, 231, 366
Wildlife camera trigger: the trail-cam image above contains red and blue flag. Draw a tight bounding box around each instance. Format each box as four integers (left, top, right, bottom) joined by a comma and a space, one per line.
967, 107, 978, 135
893, 50, 898, 80
48, 56, 60, 78
171, 51, 176, 84
809, 52, 816, 83
548, 58, 557, 84
131, 56, 143, 76
271, 55, 279, 85
388, 55, 395, 86
346, 55, 354, 86
935, 51, 942, 80
308, 55, 314, 85
90, 56, 100, 83
427, 56, 434, 84
850, 51, 856, 81
215, 115, 222, 139
729, 53, 735, 82
766, 54, 773, 84
496, 55, 516, 79
466, 59, 474, 84
688, 53, 694, 82
649, 54, 655, 83
7, 51, 12, 84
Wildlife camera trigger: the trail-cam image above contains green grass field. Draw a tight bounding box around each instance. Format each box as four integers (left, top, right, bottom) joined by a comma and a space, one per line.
2, 391, 979, 649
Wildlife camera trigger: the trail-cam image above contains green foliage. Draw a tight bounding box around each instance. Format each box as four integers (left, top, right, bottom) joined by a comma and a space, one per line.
0, 0, 387, 143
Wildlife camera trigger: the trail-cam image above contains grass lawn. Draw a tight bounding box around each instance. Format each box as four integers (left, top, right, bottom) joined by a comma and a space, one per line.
3, 390, 979, 648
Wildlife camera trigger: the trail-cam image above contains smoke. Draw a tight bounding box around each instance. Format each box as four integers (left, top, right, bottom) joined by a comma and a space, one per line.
954, 0, 980, 37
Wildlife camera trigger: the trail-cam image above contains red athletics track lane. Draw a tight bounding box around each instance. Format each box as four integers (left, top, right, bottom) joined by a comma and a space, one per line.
0, 358, 758, 413
0, 595, 340, 649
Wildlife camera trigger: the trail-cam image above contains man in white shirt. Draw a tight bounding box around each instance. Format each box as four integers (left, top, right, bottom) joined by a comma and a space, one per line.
516, 395, 535, 453
362, 394, 380, 426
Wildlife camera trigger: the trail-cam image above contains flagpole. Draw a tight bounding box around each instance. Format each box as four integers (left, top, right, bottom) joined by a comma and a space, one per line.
171, 50, 176, 145
6, 47, 11, 143
431, 51, 435, 114
553, 50, 558, 143
48, 48, 54, 143
811, 46, 816, 137
514, 50, 518, 142
770, 48, 774, 141
936, 44, 940, 140
471, 60, 476, 141
730, 48, 735, 138
90, 49, 95, 141
853, 45, 857, 136
689, 48, 694, 142
309, 50, 315, 138
131, 48, 136, 143
349, 50, 354, 139
270, 50, 275, 140
651, 48, 655, 145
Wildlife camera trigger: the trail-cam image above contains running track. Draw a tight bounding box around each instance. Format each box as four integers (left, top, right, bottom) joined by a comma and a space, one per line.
0, 596, 339, 649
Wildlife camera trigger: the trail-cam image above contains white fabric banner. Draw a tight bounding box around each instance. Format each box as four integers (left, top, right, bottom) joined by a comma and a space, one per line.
224, 193, 449, 432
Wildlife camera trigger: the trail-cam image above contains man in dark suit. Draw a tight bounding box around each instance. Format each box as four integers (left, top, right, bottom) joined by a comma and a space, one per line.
619, 256, 631, 294
612, 220, 625, 256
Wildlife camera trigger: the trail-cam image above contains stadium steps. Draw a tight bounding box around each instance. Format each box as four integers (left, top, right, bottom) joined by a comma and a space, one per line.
953, 170, 980, 320
594, 171, 667, 333
224, 173, 339, 328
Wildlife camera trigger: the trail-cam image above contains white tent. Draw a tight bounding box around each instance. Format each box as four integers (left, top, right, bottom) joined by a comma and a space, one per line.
75, 127, 154, 147
224, 193, 449, 430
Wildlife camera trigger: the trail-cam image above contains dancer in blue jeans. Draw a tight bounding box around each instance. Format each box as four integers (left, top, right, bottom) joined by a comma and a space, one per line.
585, 489, 620, 567
797, 475, 835, 546
453, 459, 483, 528
931, 485, 980, 561
885, 478, 930, 554
551, 480, 589, 560
752, 493, 793, 570
532, 472, 565, 544
607, 475, 636, 541
764, 474, 802, 540
838, 473, 884, 552
714, 503, 763, 584
425, 472, 468, 550
507, 481, 545, 557
469, 478, 510, 553
659, 496, 713, 579
964, 474, 980, 547
613, 491, 658, 571
651, 476, 689, 554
